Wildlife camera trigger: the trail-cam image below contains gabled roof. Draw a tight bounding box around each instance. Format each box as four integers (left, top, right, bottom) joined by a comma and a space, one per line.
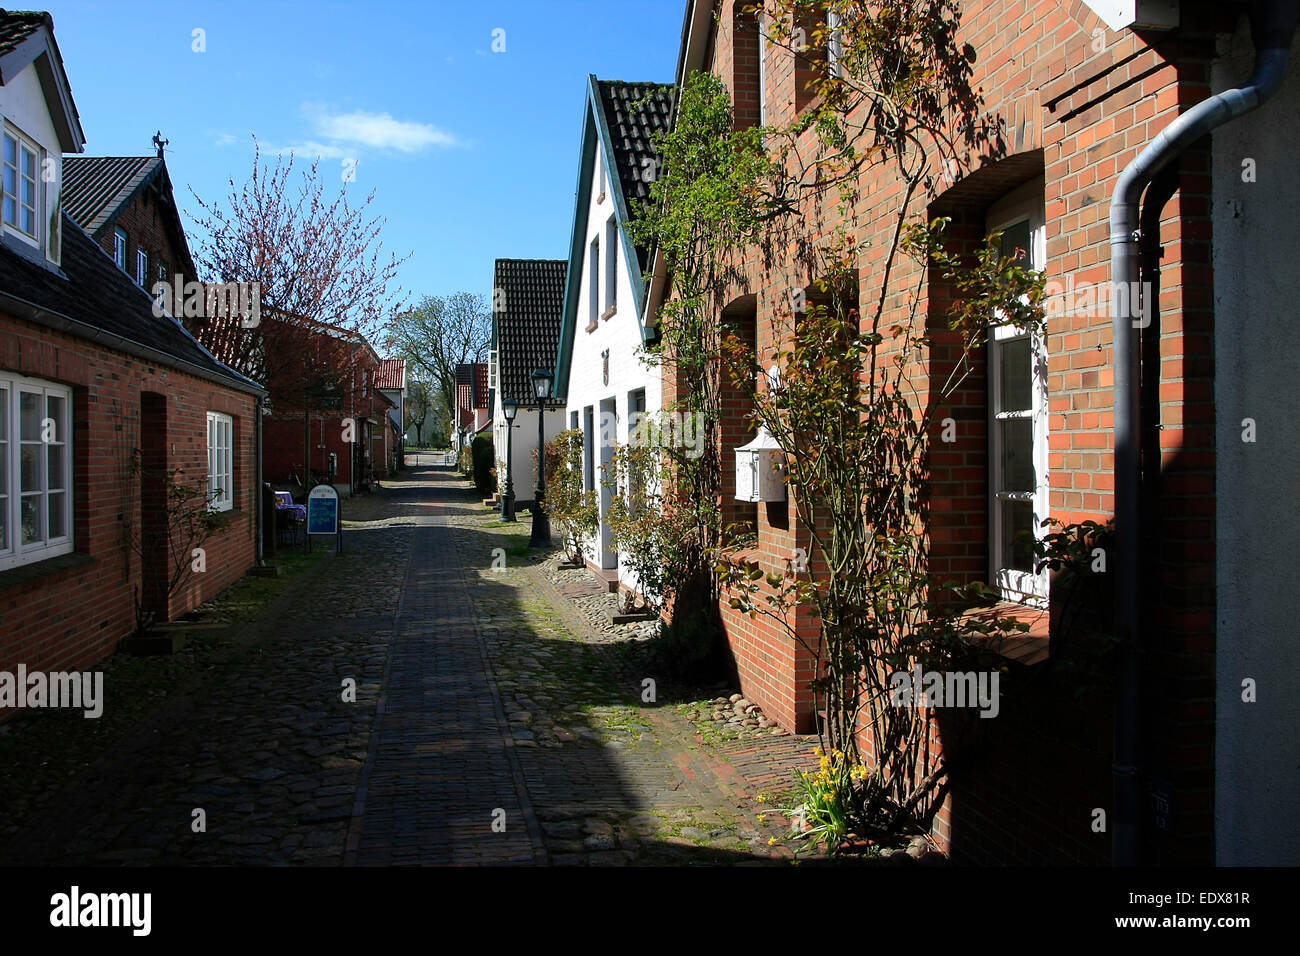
61, 154, 199, 278
62, 155, 158, 235
492, 258, 566, 405
472, 361, 488, 410
373, 357, 405, 391
0, 9, 84, 152
0, 212, 263, 395
553, 76, 673, 399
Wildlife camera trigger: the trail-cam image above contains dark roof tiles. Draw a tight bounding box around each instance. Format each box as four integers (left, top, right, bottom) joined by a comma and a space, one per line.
595, 79, 673, 271
0, 9, 45, 58
61, 155, 161, 237
0, 212, 259, 392
492, 259, 566, 404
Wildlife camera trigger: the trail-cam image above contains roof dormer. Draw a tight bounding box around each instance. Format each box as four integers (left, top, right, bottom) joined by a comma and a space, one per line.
0, 11, 87, 271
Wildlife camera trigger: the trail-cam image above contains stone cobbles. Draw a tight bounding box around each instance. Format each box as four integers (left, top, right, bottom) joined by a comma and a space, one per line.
0, 456, 848, 866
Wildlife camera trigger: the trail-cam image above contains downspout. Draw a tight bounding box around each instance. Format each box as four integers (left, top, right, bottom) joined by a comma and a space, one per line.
1108, 0, 1297, 867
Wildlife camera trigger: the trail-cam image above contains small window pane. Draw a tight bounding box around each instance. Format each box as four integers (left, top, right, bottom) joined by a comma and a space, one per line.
0, 504, 6, 550
47, 444, 65, 490
20, 205, 33, 234
21, 148, 34, 178
3, 135, 14, 165
21, 495, 40, 544
48, 491, 65, 538
998, 337, 1032, 412
0, 388, 7, 439
20, 444, 40, 492
46, 395, 65, 440
19, 391, 40, 440
999, 219, 1032, 266
1001, 500, 1034, 573
3, 195, 14, 225
997, 418, 1034, 493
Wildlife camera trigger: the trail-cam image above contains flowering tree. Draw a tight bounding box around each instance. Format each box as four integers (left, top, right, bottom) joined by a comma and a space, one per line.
189, 138, 407, 476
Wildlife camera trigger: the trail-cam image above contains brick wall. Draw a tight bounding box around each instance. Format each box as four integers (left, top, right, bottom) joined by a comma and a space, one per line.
0, 312, 258, 689
663, 0, 1223, 864
92, 173, 196, 291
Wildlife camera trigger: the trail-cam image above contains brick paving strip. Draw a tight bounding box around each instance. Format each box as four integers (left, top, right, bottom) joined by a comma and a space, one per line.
344, 483, 544, 865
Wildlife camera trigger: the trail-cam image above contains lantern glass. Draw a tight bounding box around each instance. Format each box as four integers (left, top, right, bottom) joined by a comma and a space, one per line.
503, 397, 518, 421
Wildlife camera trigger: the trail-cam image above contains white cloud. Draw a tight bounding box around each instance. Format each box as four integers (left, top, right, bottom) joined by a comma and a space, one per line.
303, 104, 461, 152
212, 132, 238, 147
257, 139, 353, 161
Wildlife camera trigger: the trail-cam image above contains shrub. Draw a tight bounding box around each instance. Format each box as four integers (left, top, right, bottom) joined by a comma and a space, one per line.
544, 429, 598, 563
471, 435, 495, 496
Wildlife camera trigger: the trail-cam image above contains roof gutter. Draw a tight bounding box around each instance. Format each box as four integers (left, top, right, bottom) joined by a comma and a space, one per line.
0, 289, 267, 397
1108, 0, 1297, 867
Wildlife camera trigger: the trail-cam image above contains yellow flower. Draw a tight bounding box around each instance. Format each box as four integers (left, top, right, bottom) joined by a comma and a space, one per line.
768, 837, 778, 846
813, 746, 824, 758
758, 814, 767, 825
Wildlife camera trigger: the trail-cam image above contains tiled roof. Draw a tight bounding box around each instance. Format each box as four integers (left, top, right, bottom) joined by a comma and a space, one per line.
0, 213, 260, 393
472, 362, 488, 410
455, 363, 473, 388
0, 9, 44, 56
492, 258, 566, 404
61, 155, 161, 237
595, 79, 673, 272
373, 357, 405, 390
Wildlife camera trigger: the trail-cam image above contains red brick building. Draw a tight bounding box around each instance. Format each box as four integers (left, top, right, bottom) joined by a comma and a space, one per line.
0, 12, 264, 690
657, 0, 1299, 864
257, 319, 397, 494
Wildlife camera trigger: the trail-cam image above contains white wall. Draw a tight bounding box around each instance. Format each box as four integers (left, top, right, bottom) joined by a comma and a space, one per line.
563, 136, 662, 585
492, 394, 566, 510
1211, 21, 1300, 866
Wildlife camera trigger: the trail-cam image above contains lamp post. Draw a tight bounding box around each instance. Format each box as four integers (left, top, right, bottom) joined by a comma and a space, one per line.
501, 397, 518, 521
528, 367, 553, 548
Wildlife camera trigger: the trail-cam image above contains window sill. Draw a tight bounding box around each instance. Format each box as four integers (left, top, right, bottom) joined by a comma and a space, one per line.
0, 551, 95, 596
601, 305, 617, 321
960, 600, 1050, 665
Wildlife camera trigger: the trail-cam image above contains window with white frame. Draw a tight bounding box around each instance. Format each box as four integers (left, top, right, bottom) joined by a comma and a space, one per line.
114, 228, 128, 271
588, 237, 600, 326
2, 126, 39, 242
136, 247, 149, 287
206, 412, 233, 512
604, 216, 617, 314
827, 9, 843, 78
487, 349, 497, 392
986, 178, 1048, 604
0, 373, 73, 571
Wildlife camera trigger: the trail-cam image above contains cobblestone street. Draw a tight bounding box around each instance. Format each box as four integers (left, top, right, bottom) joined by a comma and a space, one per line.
0, 456, 818, 866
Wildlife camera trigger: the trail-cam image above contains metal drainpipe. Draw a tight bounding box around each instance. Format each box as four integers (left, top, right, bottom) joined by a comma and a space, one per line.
1108, 0, 1298, 867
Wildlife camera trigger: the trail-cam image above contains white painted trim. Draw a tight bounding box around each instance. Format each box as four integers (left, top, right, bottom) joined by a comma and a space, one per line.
986, 177, 1048, 604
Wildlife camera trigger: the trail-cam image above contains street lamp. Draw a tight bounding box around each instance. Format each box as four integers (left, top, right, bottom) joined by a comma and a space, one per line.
528, 368, 554, 548
501, 397, 518, 521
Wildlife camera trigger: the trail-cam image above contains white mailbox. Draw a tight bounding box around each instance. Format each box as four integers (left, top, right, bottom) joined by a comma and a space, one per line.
735, 428, 786, 502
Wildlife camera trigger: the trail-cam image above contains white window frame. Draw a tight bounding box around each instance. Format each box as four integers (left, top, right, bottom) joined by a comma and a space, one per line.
0, 373, 74, 571
487, 349, 498, 392
114, 227, 128, 271
588, 236, 600, 326
2, 125, 40, 245
206, 411, 233, 513
986, 178, 1049, 605
136, 247, 149, 287
604, 216, 618, 314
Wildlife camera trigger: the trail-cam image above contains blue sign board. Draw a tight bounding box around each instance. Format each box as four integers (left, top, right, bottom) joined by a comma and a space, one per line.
307, 484, 340, 536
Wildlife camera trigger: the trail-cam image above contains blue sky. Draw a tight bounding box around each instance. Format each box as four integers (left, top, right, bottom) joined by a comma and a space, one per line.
43, 0, 683, 307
